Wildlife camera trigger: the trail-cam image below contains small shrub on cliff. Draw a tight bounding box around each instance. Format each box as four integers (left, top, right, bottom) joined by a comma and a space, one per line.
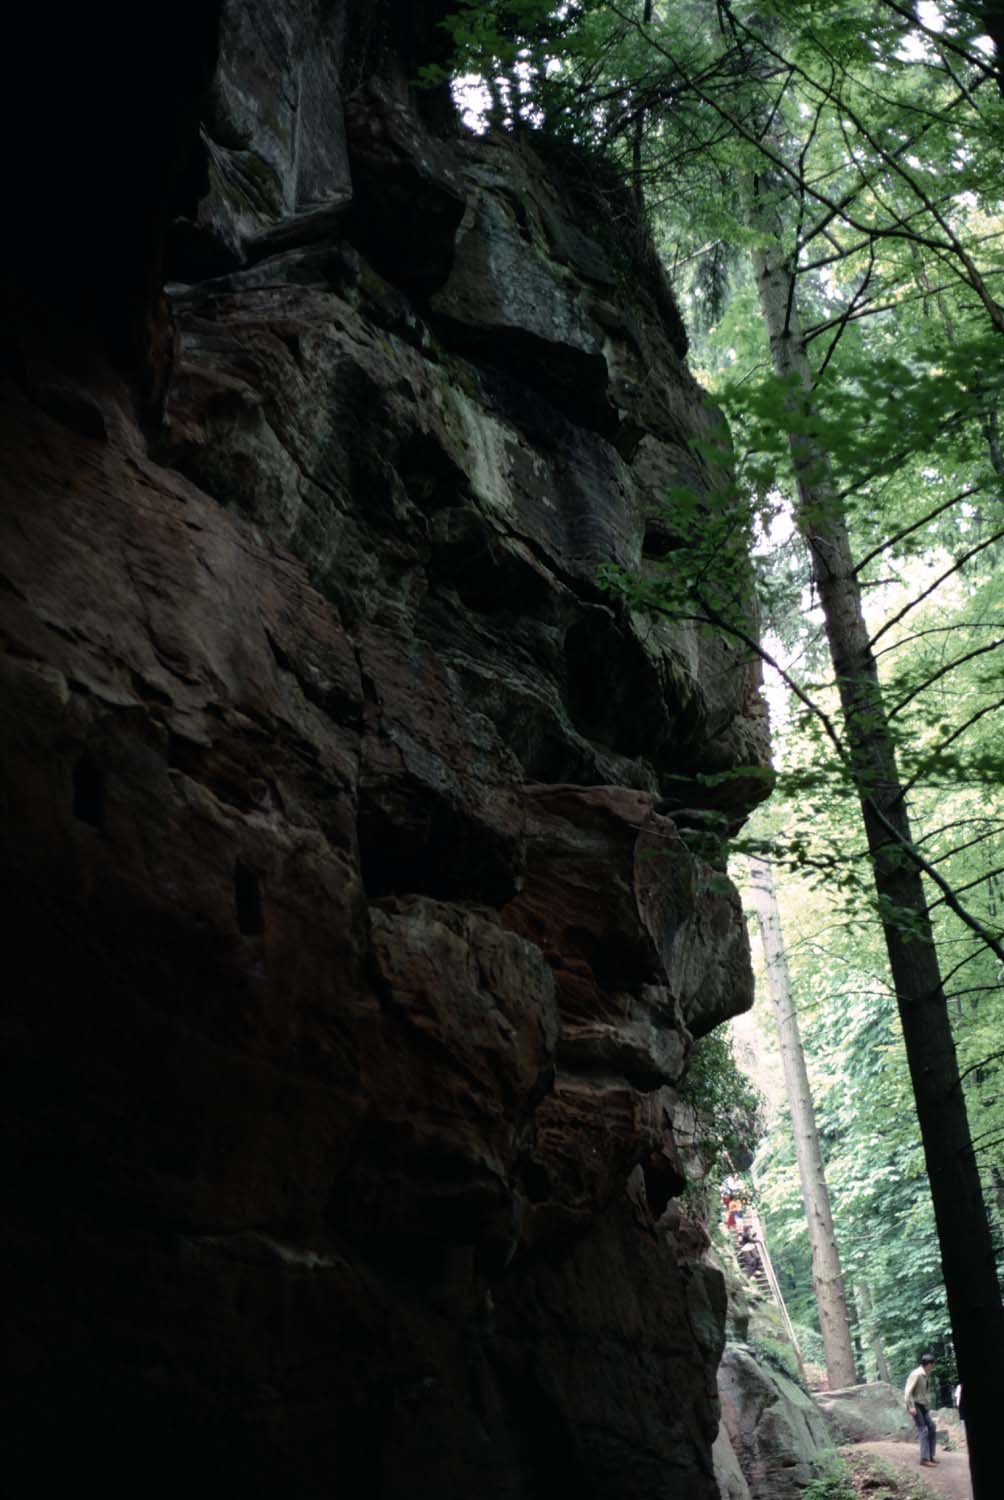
790, 1321, 826, 1370
682, 1027, 765, 1185
746, 1335, 808, 1392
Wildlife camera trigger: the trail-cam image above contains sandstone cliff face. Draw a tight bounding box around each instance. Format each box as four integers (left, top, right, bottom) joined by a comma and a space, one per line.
0, 4, 769, 1495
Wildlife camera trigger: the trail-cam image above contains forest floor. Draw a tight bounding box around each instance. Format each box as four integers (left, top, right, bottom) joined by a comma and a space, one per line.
842, 1442, 971, 1500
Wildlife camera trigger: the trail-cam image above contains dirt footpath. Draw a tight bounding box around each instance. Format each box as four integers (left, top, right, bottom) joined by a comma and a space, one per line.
845, 1441, 972, 1500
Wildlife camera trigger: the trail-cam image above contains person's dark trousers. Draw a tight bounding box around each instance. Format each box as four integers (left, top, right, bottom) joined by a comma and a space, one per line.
913, 1404, 936, 1461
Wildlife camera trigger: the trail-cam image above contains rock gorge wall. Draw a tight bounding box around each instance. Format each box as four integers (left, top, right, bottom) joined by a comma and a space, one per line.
0, 4, 770, 1496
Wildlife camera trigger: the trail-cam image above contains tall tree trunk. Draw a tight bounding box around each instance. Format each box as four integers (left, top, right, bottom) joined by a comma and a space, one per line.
855, 1279, 893, 1384
632, 0, 654, 210
979, 2, 1004, 95
981, 402, 1003, 478
750, 856, 858, 1388
748, 174, 1004, 1500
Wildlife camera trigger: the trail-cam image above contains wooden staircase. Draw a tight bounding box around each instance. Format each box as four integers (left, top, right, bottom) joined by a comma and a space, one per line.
723, 1190, 806, 1375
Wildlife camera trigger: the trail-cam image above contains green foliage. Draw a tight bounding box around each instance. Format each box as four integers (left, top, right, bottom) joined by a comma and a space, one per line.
424, 0, 634, 138
748, 869, 968, 1381
790, 1321, 826, 1368
682, 1028, 766, 1181
803, 1451, 856, 1500
747, 1334, 808, 1389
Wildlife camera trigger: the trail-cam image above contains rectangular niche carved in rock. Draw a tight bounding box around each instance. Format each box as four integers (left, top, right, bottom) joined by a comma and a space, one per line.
73, 755, 105, 832
234, 859, 265, 936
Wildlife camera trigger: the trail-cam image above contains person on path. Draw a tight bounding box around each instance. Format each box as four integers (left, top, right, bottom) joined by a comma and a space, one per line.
904, 1353, 938, 1468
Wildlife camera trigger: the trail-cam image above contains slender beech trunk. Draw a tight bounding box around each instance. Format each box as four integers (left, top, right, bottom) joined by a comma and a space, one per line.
750, 856, 857, 1388
856, 1279, 893, 1384
748, 174, 1003, 1500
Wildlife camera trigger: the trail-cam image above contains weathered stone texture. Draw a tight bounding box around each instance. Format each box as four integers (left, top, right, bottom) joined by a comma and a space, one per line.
718, 1346, 833, 1500
814, 1381, 917, 1445
0, 2, 770, 1495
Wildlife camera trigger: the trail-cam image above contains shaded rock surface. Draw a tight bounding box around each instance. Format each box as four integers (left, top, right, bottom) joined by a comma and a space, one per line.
713, 1422, 754, 1500
815, 1382, 918, 1445
718, 1345, 832, 1500
0, 2, 769, 1496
